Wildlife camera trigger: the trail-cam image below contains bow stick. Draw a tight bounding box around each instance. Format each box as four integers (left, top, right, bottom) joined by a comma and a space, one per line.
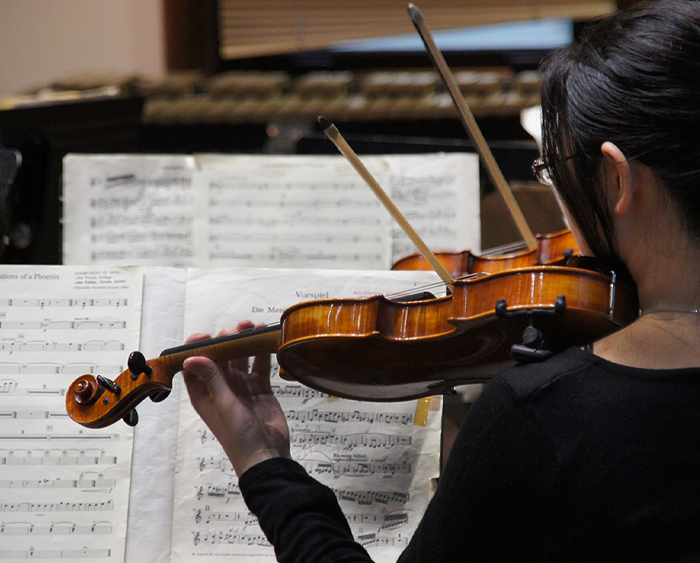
407, 3, 538, 251
318, 116, 455, 290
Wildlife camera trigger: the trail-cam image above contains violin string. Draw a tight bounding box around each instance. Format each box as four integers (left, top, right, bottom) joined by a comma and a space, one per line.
481, 240, 529, 257
385, 273, 482, 300
385, 283, 447, 300
639, 308, 700, 316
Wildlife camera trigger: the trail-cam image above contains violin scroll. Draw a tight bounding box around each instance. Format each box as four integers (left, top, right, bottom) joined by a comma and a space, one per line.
66, 325, 283, 429
66, 355, 175, 429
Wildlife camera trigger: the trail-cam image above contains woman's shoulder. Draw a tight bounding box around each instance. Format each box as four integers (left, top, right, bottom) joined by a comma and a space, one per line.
476, 345, 700, 448
493, 346, 596, 398
495, 344, 700, 399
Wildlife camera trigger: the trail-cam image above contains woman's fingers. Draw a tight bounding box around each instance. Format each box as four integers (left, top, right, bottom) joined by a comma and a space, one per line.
252, 353, 272, 393
184, 332, 211, 345
215, 324, 253, 373
183, 321, 273, 398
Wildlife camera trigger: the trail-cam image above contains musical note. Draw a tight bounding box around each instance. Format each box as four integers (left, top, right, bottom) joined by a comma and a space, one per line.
0, 500, 115, 513
0, 298, 128, 308
0, 379, 65, 395
304, 460, 412, 478
206, 250, 386, 267
198, 457, 234, 475
0, 449, 117, 466
337, 489, 410, 506
192, 481, 410, 509
0, 521, 112, 536
286, 409, 414, 425
0, 340, 124, 353
65, 151, 480, 274
192, 530, 271, 547
193, 508, 258, 526
345, 511, 409, 529
0, 547, 111, 558
0, 320, 126, 330
357, 533, 409, 548
291, 432, 412, 450
210, 216, 384, 229
271, 385, 328, 401
0, 473, 116, 491
0, 409, 68, 420
199, 456, 411, 478
0, 433, 118, 441
0, 362, 122, 376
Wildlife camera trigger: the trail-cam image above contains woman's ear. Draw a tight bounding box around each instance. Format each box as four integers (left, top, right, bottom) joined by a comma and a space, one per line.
601, 141, 634, 216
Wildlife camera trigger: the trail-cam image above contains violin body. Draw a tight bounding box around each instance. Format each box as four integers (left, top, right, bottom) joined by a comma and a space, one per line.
392, 229, 579, 277
278, 262, 635, 400
66, 261, 637, 428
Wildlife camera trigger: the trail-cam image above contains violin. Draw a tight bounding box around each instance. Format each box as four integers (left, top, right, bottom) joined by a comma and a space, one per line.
66, 257, 637, 429
392, 229, 579, 277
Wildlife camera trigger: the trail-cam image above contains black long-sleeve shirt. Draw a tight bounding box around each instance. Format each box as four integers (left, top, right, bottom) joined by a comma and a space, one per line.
240, 347, 700, 562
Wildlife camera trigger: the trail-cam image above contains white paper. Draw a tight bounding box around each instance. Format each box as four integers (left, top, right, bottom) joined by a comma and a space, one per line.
520, 105, 542, 150
62, 155, 197, 267
193, 154, 393, 270
125, 267, 187, 563
0, 265, 142, 562
62, 153, 480, 270
386, 153, 481, 257
171, 269, 443, 563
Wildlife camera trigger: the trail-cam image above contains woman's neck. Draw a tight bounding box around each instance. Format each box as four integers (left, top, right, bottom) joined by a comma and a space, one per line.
595, 233, 700, 369
594, 311, 700, 369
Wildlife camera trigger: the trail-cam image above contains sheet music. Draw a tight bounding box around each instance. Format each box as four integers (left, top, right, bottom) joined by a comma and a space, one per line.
0, 266, 142, 562
193, 154, 392, 269
62, 153, 480, 270
387, 153, 481, 258
62, 155, 197, 267
172, 269, 443, 563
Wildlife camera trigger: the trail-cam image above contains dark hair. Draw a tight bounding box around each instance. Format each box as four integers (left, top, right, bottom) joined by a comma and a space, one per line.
540, 0, 700, 273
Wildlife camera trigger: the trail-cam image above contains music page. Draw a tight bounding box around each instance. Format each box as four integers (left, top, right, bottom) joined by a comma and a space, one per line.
192, 154, 393, 270
0, 266, 142, 562
387, 153, 480, 258
62, 153, 480, 270
62, 155, 197, 267
171, 268, 443, 563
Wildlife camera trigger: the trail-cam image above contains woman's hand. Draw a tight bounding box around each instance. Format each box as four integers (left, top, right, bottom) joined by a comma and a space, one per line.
182, 320, 291, 477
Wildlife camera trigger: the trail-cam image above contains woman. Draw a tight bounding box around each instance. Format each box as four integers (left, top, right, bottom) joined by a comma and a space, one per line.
182, 1, 700, 560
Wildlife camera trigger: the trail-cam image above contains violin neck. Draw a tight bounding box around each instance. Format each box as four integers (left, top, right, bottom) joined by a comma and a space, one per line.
158, 324, 281, 373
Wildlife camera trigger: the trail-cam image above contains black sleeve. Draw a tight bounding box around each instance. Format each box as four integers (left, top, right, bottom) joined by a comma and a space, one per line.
240, 374, 558, 563
239, 457, 375, 563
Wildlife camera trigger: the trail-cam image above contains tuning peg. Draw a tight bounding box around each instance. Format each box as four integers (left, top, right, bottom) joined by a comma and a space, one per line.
96, 375, 120, 394
123, 410, 139, 427
150, 390, 171, 403
128, 351, 152, 380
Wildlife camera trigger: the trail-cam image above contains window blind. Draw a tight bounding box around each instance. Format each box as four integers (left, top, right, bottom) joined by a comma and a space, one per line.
218, 1, 615, 60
